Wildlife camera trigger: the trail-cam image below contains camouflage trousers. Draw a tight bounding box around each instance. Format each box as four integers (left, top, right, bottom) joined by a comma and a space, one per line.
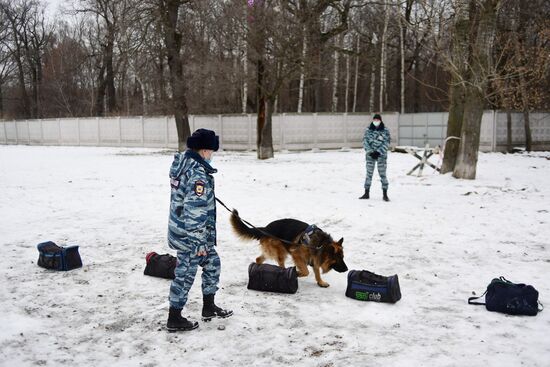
364, 155, 389, 190
169, 247, 220, 309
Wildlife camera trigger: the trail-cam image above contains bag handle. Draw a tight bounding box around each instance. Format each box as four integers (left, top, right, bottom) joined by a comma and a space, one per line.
468, 290, 487, 306
538, 301, 544, 313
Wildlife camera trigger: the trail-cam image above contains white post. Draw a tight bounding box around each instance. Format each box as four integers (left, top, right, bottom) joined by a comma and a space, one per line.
27, 119, 30, 144
191, 115, 195, 131
15, 121, 19, 144
343, 113, 348, 146
77, 118, 81, 146
40, 119, 44, 145
248, 114, 252, 151
2, 122, 7, 144
57, 118, 62, 145
491, 110, 497, 152
118, 116, 122, 146
395, 112, 400, 147
97, 117, 100, 146
424, 113, 429, 146
313, 113, 318, 149
165, 116, 169, 148
279, 113, 284, 151
218, 114, 223, 150
139, 116, 145, 146
141, 116, 145, 147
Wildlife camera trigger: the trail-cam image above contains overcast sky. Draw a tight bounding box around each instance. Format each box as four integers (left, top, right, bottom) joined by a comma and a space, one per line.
43, 0, 68, 19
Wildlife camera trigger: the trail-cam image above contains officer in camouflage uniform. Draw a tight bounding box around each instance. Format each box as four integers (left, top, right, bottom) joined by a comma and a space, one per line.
360, 114, 391, 201
166, 128, 232, 332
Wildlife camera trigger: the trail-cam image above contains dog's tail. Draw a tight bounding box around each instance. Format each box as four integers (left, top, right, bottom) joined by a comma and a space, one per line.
230, 210, 264, 241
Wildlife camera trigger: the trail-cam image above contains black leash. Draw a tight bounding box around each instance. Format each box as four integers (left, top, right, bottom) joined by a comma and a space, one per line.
215, 197, 321, 250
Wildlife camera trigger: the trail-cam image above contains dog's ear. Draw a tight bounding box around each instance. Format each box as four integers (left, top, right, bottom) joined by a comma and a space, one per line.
337, 237, 344, 246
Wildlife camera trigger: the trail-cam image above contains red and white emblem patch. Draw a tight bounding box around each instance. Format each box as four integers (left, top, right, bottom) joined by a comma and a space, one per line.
194, 180, 205, 196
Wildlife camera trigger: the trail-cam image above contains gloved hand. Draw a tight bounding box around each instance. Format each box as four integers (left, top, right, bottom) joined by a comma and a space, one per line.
369, 151, 380, 160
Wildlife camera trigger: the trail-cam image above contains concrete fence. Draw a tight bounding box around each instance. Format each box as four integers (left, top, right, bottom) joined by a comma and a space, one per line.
1, 111, 549, 151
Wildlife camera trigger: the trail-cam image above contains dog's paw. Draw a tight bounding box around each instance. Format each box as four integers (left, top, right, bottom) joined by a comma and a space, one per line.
317, 281, 330, 288
297, 270, 309, 277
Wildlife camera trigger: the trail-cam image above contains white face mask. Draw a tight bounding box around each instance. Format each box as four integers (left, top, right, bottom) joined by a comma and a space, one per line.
372, 120, 381, 127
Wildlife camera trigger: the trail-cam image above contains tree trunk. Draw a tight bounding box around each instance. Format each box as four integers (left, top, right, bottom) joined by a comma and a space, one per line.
258, 96, 275, 159
297, 27, 307, 113
94, 64, 106, 116
14, 51, 31, 118
352, 35, 359, 113
256, 57, 272, 159
441, 81, 465, 173
37, 57, 43, 118
452, 0, 499, 179
517, 65, 532, 152
105, 35, 116, 113
506, 109, 512, 152
453, 85, 484, 179
399, 6, 405, 114
166, 46, 191, 152
158, 57, 168, 104
0, 82, 3, 119
441, 0, 470, 173
313, 48, 323, 112
242, 35, 248, 114
331, 36, 340, 112
345, 52, 350, 113
161, 0, 191, 152
379, 1, 389, 112
30, 64, 38, 118
369, 61, 376, 113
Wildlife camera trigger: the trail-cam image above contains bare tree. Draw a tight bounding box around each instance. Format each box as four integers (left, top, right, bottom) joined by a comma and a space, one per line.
440, 0, 500, 179
493, 0, 550, 152
0, 8, 16, 119
284, 0, 354, 112
22, 2, 51, 118
74, 0, 134, 115
1, 0, 32, 118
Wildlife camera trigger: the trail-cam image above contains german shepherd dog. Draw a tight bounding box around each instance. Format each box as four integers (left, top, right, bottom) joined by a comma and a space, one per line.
230, 210, 348, 287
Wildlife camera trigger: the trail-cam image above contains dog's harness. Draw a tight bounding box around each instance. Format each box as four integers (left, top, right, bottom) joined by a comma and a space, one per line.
299, 224, 324, 251
216, 197, 324, 251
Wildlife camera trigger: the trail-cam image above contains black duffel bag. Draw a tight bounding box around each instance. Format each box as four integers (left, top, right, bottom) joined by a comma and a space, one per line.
247, 263, 298, 294
468, 276, 543, 316
346, 270, 401, 303
144, 252, 176, 280
37, 241, 82, 271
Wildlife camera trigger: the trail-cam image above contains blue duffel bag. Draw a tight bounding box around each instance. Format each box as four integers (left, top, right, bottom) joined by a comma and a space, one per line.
346, 270, 401, 303
37, 241, 82, 271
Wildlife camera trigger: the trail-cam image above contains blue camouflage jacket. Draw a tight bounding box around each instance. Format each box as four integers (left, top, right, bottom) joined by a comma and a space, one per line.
363, 122, 391, 157
167, 150, 217, 253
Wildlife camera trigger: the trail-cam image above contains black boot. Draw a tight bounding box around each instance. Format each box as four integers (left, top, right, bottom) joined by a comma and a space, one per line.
359, 188, 370, 199
167, 307, 199, 332
383, 189, 390, 202
202, 294, 233, 322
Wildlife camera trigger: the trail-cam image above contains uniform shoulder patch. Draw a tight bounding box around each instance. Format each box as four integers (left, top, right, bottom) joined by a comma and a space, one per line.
194, 180, 206, 197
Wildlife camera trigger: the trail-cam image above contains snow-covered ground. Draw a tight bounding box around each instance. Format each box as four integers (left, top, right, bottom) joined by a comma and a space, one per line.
0, 145, 549, 367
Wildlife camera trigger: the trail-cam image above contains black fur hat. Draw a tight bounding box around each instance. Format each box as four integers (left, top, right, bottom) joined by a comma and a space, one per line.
187, 128, 219, 151
373, 113, 382, 121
